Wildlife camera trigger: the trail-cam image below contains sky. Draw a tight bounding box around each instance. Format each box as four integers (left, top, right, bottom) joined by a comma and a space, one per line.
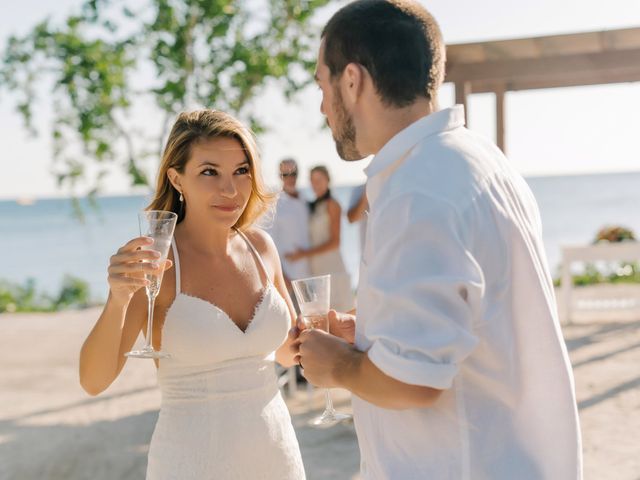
1, 0, 639, 199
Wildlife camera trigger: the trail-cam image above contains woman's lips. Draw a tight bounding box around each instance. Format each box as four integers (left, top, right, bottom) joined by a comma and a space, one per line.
213, 205, 239, 212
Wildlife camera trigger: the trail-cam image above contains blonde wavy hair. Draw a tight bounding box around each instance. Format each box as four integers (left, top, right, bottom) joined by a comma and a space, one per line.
147, 109, 275, 231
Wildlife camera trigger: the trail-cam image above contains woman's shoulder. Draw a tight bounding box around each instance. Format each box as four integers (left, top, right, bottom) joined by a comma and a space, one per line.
242, 227, 277, 258
242, 227, 281, 279
327, 197, 341, 212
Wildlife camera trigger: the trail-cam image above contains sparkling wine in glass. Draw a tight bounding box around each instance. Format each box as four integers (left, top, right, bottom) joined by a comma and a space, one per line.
125, 210, 177, 359
292, 274, 352, 426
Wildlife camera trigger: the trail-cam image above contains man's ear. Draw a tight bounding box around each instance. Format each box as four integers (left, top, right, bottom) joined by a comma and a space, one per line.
342, 62, 365, 105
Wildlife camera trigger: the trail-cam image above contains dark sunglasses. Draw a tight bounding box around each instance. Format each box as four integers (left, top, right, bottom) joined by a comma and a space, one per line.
280, 171, 298, 178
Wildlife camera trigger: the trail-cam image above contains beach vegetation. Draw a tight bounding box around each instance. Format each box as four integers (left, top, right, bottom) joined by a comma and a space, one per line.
554, 225, 640, 287
0, 275, 91, 313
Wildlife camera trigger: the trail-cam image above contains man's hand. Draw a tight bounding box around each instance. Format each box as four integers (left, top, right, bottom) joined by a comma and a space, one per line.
297, 329, 357, 388
294, 324, 444, 409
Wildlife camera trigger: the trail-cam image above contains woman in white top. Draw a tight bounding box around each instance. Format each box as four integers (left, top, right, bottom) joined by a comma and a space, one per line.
287, 165, 354, 312
79, 110, 305, 479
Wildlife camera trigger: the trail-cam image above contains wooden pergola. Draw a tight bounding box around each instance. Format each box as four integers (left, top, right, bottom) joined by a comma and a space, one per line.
445, 27, 640, 153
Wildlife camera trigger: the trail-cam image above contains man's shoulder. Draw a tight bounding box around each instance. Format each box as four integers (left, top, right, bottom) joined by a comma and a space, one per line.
386, 128, 506, 210
278, 192, 307, 205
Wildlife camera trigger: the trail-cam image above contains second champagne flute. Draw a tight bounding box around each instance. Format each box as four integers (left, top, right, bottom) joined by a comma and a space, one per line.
292, 274, 352, 426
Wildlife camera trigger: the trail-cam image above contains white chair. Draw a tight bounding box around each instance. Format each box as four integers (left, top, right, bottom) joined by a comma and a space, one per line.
559, 241, 640, 324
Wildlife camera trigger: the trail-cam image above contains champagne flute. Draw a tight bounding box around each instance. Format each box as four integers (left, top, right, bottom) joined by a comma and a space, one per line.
292, 274, 352, 426
125, 210, 177, 359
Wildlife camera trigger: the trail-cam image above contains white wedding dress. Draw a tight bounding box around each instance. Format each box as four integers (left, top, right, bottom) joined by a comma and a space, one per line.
146, 229, 306, 479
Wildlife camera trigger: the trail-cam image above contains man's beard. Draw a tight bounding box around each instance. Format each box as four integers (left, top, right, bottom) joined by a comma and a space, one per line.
331, 87, 365, 161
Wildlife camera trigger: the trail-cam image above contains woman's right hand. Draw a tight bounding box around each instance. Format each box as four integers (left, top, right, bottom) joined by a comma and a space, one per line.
107, 237, 171, 304
327, 310, 356, 344
294, 310, 356, 344
285, 249, 306, 262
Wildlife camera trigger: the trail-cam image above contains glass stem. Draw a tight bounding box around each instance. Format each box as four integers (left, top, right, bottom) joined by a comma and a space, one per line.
324, 389, 335, 414
145, 293, 155, 350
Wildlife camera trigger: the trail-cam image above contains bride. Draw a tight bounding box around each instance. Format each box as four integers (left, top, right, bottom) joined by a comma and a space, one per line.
79, 109, 306, 479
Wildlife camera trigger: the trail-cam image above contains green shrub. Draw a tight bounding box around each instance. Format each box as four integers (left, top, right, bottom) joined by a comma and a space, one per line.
0, 276, 92, 313
55, 275, 91, 309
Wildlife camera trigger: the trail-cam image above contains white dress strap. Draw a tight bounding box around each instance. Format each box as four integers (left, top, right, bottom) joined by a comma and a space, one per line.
171, 237, 181, 294
234, 228, 272, 286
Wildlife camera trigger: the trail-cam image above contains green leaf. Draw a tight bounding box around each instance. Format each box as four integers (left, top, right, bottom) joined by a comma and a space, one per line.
0, 0, 328, 215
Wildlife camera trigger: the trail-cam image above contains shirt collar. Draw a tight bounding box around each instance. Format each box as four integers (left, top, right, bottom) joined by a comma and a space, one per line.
364, 105, 466, 179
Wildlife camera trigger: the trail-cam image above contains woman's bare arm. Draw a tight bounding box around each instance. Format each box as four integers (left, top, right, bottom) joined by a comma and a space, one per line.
248, 228, 299, 368
347, 191, 368, 223
79, 237, 168, 395
79, 290, 147, 395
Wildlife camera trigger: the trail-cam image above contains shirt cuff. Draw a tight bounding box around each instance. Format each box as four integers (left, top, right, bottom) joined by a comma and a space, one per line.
367, 339, 458, 390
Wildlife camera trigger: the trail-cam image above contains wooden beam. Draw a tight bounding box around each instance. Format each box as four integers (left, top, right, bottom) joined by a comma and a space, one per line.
455, 81, 471, 125
446, 49, 640, 87
446, 27, 640, 64
456, 69, 640, 94
495, 87, 506, 153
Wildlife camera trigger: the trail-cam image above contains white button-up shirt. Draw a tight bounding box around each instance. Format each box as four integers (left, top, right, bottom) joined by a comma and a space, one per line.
354, 106, 582, 479
266, 191, 311, 281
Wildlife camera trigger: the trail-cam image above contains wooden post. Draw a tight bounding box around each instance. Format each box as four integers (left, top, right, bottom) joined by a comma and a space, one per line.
496, 86, 506, 153
455, 81, 471, 125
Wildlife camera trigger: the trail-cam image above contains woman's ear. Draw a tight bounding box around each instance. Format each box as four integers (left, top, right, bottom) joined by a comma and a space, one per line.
167, 168, 181, 191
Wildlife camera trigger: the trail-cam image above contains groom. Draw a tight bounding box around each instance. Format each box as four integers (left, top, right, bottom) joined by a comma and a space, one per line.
293, 1, 583, 478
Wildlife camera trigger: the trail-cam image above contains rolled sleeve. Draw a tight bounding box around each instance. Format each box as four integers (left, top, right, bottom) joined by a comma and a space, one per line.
363, 192, 484, 389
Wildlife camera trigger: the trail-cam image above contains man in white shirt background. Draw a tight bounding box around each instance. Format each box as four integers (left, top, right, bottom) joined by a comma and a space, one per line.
267, 158, 311, 292
294, 1, 582, 479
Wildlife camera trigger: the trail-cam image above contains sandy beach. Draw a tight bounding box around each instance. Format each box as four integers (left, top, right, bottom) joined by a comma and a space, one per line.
1, 305, 639, 479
